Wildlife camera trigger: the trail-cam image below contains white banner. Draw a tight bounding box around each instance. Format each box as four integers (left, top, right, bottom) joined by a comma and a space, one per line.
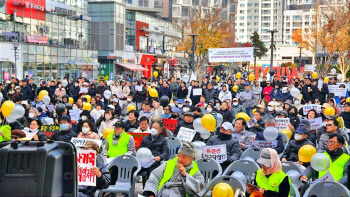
177, 127, 196, 142
334, 88, 346, 97
303, 104, 321, 115
253, 140, 278, 148
71, 138, 102, 150
208, 47, 254, 62
328, 85, 338, 93
77, 150, 96, 186
202, 144, 227, 163
275, 118, 290, 131
308, 117, 323, 130
69, 109, 80, 120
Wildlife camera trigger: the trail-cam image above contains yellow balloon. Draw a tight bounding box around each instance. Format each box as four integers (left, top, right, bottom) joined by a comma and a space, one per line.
324, 77, 329, 83
280, 129, 293, 139
337, 117, 344, 129
39, 90, 49, 101
216, 77, 220, 82
235, 112, 250, 122
68, 97, 74, 104
212, 183, 234, 197
149, 88, 158, 98
153, 71, 158, 77
249, 73, 255, 81
201, 114, 216, 132
103, 128, 114, 139
147, 86, 151, 92
324, 107, 335, 116
236, 72, 241, 79
252, 108, 257, 114
232, 85, 238, 93
346, 97, 350, 103
83, 103, 92, 111
127, 104, 136, 112
85, 95, 91, 103
298, 145, 316, 162
312, 72, 318, 79
1, 100, 15, 117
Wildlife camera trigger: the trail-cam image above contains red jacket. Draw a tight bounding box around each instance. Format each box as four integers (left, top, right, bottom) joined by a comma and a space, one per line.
263, 86, 274, 102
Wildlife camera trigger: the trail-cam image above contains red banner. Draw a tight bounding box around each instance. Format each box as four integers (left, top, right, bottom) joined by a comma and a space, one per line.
7, 0, 46, 21
162, 118, 178, 133
127, 132, 150, 149
26, 35, 48, 44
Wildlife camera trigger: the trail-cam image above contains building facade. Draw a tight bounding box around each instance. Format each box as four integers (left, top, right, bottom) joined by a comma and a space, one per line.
0, 0, 99, 82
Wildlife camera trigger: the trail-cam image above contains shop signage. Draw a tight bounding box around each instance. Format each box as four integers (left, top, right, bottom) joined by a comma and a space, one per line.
0, 0, 5, 14
26, 35, 48, 44
54, 6, 75, 15
46, 0, 76, 16
7, 0, 46, 21
2, 32, 17, 37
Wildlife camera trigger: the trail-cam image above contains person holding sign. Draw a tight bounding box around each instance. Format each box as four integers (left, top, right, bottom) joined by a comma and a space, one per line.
246, 148, 291, 197
25, 119, 47, 141
174, 112, 202, 142
106, 121, 136, 158
255, 117, 285, 154
300, 133, 350, 187
340, 102, 350, 129
79, 141, 111, 197
142, 142, 204, 197
207, 122, 242, 170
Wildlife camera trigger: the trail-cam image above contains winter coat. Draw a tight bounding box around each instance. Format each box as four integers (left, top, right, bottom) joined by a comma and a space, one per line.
248, 119, 265, 135
110, 84, 119, 95
173, 120, 202, 142
20, 85, 32, 100
36, 86, 50, 96
87, 87, 97, 97
262, 86, 274, 102
96, 85, 107, 96
169, 82, 178, 94
231, 104, 246, 117
232, 129, 253, 151
51, 127, 78, 141
301, 84, 314, 103
270, 88, 282, 100
280, 92, 294, 102
69, 85, 80, 101
28, 83, 37, 101
313, 83, 328, 103
177, 87, 188, 99
317, 129, 348, 153
54, 88, 66, 101
218, 109, 234, 123
207, 135, 242, 162
159, 87, 172, 100
239, 90, 256, 108
281, 139, 315, 161
98, 118, 118, 137
116, 85, 130, 100
218, 89, 232, 102
140, 134, 169, 162
135, 86, 147, 103
203, 89, 216, 102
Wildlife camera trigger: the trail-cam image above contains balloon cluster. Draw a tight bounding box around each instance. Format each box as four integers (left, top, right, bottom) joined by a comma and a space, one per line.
1, 101, 25, 123
39, 90, 50, 105
193, 114, 217, 139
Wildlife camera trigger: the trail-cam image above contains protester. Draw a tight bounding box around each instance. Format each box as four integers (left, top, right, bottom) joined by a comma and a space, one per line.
77, 120, 99, 139
51, 115, 77, 141
232, 118, 253, 151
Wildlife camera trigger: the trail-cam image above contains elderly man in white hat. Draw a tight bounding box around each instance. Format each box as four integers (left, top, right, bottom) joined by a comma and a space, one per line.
142, 141, 204, 197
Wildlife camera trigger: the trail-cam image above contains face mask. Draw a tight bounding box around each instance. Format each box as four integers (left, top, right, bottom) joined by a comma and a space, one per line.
218, 132, 232, 140
171, 114, 178, 118
289, 112, 295, 117
127, 98, 132, 102
193, 115, 199, 119
214, 86, 218, 89
207, 108, 213, 113
282, 90, 287, 93
233, 102, 238, 106
294, 100, 300, 105
30, 129, 38, 132
178, 104, 183, 108
294, 133, 303, 141
183, 107, 190, 113
29, 113, 35, 119
151, 128, 158, 136
60, 123, 68, 131
82, 127, 90, 134
267, 106, 274, 111
81, 116, 87, 121
216, 103, 220, 107
75, 84, 79, 87
105, 115, 111, 120
322, 122, 328, 127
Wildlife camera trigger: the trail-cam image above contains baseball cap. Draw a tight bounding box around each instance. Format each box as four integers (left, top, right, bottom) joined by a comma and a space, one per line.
184, 112, 194, 117
21, 100, 28, 105
300, 119, 310, 127
295, 126, 308, 134
244, 83, 250, 86
221, 122, 234, 131
112, 98, 119, 103
133, 79, 138, 82
114, 121, 125, 128
257, 104, 264, 108
15, 86, 21, 90
42, 81, 47, 84
178, 99, 184, 104
257, 149, 272, 168
107, 105, 115, 110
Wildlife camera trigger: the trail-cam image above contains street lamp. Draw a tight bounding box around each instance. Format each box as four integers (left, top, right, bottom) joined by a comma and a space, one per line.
267, 30, 278, 81
12, 40, 19, 77
254, 47, 260, 77
188, 34, 198, 72
297, 46, 302, 72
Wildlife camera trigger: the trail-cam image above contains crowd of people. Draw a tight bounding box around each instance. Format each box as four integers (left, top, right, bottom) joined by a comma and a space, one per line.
0, 73, 350, 197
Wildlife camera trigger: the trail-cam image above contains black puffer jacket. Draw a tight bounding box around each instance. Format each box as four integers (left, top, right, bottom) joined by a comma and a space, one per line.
281, 139, 315, 162
218, 109, 234, 123
140, 134, 169, 162
173, 119, 203, 142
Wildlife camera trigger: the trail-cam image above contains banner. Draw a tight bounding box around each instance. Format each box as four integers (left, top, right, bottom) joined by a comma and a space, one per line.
41, 125, 61, 140
162, 118, 178, 133
308, 117, 322, 130
127, 132, 150, 149
202, 144, 227, 163
208, 47, 254, 62
275, 118, 290, 131
177, 127, 196, 142
71, 138, 102, 150
69, 109, 80, 120
334, 88, 346, 97
303, 104, 321, 115
328, 85, 338, 94
253, 140, 277, 148
77, 150, 96, 186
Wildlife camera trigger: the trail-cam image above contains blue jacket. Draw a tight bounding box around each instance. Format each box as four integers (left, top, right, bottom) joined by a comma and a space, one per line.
270, 88, 282, 100
280, 92, 294, 102
255, 132, 285, 154
20, 85, 32, 100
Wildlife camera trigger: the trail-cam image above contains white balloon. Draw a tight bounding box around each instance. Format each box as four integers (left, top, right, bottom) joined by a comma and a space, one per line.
192, 141, 203, 159
200, 132, 211, 139
290, 88, 301, 98
9, 104, 25, 120
42, 95, 50, 105
263, 126, 278, 141
62, 80, 68, 87
216, 113, 223, 126
311, 153, 330, 172
6, 114, 17, 123
0, 92, 3, 101
231, 171, 247, 184
103, 90, 112, 99
286, 170, 301, 188
169, 103, 176, 109
193, 118, 210, 133
136, 147, 153, 164
337, 74, 342, 80
331, 68, 336, 75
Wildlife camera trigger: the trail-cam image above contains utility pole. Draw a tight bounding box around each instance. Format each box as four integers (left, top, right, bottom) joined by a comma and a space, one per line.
267, 30, 278, 81
189, 34, 198, 73
254, 47, 260, 78
298, 46, 302, 72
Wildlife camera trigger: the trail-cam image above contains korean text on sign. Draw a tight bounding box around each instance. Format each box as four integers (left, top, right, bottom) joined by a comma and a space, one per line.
253, 140, 278, 148
162, 118, 178, 133
302, 104, 321, 115
177, 127, 196, 142
202, 144, 227, 163
127, 132, 150, 149
41, 125, 61, 140
275, 118, 290, 131
77, 150, 96, 186
71, 138, 102, 150
308, 117, 322, 130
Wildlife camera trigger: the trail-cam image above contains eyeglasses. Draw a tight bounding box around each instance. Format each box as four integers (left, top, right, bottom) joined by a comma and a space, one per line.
326, 124, 334, 127
328, 140, 338, 145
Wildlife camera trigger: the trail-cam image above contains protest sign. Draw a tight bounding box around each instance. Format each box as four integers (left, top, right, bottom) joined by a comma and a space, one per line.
303, 104, 321, 115
312, 171, 335, 185
334, 88, 346, 97
308, 117, 323, 130
317, 81, 323, 89
253, 140, 278, 148
71, 138, 102, 150
275, 118, 290, 131
247, 118, 257, 128
36, 104, 46, 110
135, 85, 143, 92
127, 132, 150, 149
328, 85, 338, 93
140, 158, 156, 168
47, 104, 55, 112
69, 109, 80, 120
41, 125, 61, 140
162, 118, 178, 133
202, 144, 227, 163
177, 127, 196, 142
77, 150, 96, 186
338, 105, 345, 113
193, 88, 202, 96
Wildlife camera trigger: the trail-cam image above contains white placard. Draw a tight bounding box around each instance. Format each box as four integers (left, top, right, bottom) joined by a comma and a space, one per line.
317, 81, 323, 89
253, 140, 278, 148
312, 171, 335, 184
36, 104, 46, 110
328, 85, 338, 93
140, 157, 156, 168
334, 88, 346, 97
69, 109, 80, 120
275, 118, 290, 131
177, 127, 196, 142
202, 144, 227, 163
308, 117, 323, 130
71, 138, 102, 150
193, 88, 202, 96
338, 105, 345, 113
77, 150, 96, 186
47, 104, 55, 112
208, 47, 254, 62
303, 104, 321, 115
135, 85, 143, 92
247, 118, 257, 128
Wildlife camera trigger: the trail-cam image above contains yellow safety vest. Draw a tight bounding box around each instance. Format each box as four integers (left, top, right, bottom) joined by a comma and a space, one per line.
256, 169, 291, 196
319, 152, 350, 181
158, 157, 199, 197
107, 131, 131, 158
